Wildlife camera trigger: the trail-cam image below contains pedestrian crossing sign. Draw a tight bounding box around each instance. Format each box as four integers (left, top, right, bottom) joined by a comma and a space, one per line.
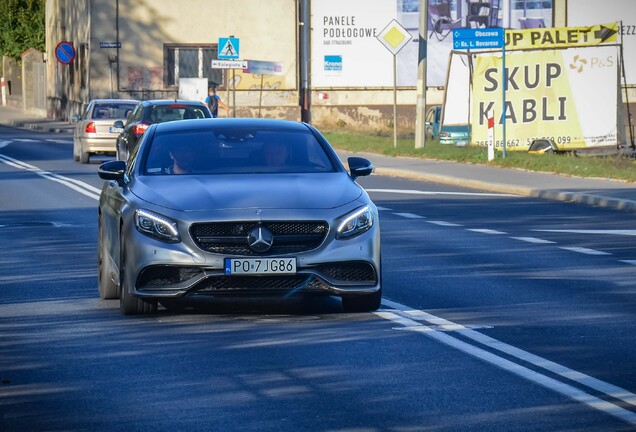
218, 37, 240, 60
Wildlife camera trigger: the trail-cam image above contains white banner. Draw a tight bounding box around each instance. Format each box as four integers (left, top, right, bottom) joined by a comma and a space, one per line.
311, 0, 413, 87
567, 0, 636, 85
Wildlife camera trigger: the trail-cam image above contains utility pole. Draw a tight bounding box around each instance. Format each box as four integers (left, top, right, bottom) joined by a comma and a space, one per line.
414, 0, 428, 148
299, 0, 311, 123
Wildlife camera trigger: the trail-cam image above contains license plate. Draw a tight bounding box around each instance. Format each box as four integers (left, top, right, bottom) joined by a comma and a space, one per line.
109, 127, 123, 133
225, 257, 297, 275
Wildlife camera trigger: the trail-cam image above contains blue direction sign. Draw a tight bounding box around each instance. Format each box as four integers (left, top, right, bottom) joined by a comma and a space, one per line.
55, 41, 76, 64
218, 37, 240, 60
453, 28, 504, 50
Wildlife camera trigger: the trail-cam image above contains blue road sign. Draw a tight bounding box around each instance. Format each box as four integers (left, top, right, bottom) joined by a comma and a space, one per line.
452, 28, 504, 50
218, 37, 240, 60
55, 41, 76, 64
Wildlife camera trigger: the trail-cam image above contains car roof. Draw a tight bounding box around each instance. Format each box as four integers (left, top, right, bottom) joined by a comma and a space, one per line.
90, 99, 140, 104
140, 99, 207, 106
153, 118, 312, 133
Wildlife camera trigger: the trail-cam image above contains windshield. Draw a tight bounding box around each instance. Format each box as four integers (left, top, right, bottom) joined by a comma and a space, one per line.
143, 128, 337, 175
148, 105, 209, 122
91, 103, 137, 119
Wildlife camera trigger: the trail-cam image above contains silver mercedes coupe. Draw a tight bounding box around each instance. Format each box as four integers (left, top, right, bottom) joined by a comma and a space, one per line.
97, 118, 381, 314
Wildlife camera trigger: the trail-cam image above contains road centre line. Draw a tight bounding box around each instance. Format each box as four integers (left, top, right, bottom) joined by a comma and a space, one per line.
393, 213, 425, 219
559, 246, 612, 256
0, 154, 100, 200
377, 298, 636, 426
535, 229, 636, 236
426, 220, 462, 227
467, 228, 507, 235
510, 236, 557, 244
366, 188, 517, 197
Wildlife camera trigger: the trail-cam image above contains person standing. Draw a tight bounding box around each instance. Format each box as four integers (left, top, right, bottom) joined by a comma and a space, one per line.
205, 87, 230, 118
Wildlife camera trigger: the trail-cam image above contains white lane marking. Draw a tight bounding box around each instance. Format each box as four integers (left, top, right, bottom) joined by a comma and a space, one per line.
427, 220, 462, 227
393, 212, 425, 219
46, 139, 73, 144
377, 299, 636, 426
366, 188, 517, 197
510, 237, 557, 244
0, 154, 100, 200
559, 247, 612, 256
619, 260, 636, 266
0, 140, 10, 148
534, 229, 636, 237
376, 206, 392, 211
13, 138, 39, 142
468, 228, 507, 235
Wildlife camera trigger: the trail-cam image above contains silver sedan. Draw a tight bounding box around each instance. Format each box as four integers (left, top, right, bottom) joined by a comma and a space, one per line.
97, 118, 381, 314
72, 98, 139, 163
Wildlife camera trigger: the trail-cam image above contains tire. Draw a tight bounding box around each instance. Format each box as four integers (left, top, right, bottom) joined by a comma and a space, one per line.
79, 150, 90, 164
119, 230, 157, 315
160, 299, 186, 312
73, 140, 80, 161
116, 139, 128, 161
98, 216, 118, 299
342, 288, 382, 313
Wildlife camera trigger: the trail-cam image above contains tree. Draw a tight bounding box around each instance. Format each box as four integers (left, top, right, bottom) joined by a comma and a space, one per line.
0, 0, 45, 59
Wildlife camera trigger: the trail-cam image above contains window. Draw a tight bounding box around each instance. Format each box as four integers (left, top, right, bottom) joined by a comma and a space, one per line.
164, 45, 223, 89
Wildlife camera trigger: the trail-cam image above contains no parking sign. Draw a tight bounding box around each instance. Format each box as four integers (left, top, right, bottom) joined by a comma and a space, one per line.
55, 41, 76, 65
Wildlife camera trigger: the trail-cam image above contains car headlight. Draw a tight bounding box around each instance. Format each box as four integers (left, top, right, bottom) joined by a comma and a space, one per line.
336, 205, 374, 239
134, 209, 180, 243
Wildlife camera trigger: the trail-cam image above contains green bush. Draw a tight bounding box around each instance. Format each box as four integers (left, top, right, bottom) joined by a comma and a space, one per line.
322, 130, 636, 182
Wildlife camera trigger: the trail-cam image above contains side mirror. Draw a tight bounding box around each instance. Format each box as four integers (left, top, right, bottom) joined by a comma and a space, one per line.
70, 114, 81, 123
347, 157, 373, 180
98, 160, 126, 181
113, 120, 125, 128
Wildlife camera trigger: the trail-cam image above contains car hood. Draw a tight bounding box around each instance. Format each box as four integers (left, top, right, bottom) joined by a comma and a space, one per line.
130, 173, 363, 211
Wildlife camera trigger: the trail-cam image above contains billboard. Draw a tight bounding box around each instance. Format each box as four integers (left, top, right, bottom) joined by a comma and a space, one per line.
311, 0, 397, 87
470, 46, 620, 150
311, 0, 554, 88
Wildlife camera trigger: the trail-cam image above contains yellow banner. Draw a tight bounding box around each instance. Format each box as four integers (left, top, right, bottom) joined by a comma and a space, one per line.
505, 23, 618, 51
471, 46, 619, 150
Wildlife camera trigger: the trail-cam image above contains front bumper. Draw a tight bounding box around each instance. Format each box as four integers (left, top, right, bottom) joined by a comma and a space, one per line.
121, 210, 381, 300
81, 136, 118, 153
134, 260, 380, 299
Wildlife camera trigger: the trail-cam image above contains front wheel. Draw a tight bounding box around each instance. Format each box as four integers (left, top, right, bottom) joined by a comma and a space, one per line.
98, 216, 118, 299
116, 139, 128, 161
342, 288, 382, 313
119, 230, 157, 315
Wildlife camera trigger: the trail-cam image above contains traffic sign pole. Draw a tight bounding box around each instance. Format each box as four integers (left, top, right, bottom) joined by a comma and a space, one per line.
377, 19, 412, 149
452, 28, 505, 157
502, 34, 507, 157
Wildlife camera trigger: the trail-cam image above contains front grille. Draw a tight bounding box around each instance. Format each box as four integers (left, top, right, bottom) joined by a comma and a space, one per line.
315, 262, 377, 284
193, 275, 326, 295
190, 221, 328, 255
137, 266, 203, 289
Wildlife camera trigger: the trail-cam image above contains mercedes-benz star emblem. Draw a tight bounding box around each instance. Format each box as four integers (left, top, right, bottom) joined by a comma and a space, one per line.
247, 226, 274, 253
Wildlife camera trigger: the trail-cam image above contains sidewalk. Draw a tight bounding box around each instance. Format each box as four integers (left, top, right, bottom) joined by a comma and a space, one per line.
0, 105, 74, 133
2, 105, 636, 213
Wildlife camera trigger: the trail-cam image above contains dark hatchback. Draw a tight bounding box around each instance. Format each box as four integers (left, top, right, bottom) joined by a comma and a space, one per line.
114, 99, 212, 160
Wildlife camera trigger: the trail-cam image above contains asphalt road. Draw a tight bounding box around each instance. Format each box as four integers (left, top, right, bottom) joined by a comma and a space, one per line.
1, 126, 635, 431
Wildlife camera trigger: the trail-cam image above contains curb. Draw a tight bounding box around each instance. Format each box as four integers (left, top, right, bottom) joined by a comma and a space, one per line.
375, 167, 636, 214
10, 120, 73, 134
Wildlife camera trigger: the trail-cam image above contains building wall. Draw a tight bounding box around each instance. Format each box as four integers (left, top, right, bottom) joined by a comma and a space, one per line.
46, 0, 631, 139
